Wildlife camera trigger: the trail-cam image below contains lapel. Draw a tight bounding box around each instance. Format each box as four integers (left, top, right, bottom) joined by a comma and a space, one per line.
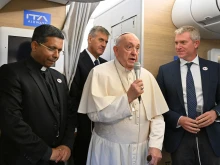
25, 59, 59, 122
172, 59, 185, 108
50, 69, 64, 118
81, 50, 95, 73
99, 57, 107, 64
199, 58, 209, 109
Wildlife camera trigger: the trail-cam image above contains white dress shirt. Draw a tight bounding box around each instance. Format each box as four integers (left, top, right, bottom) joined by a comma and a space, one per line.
86, 49, 100, 65
180, 55, 204, 115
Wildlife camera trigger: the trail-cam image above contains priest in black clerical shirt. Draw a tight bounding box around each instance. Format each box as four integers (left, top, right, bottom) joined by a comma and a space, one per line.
0, 24, 76, 165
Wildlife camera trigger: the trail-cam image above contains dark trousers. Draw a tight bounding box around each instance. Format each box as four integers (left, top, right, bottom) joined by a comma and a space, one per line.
73, 114, 92, 165
171, 129, 220, 165
73, 134, 91, 165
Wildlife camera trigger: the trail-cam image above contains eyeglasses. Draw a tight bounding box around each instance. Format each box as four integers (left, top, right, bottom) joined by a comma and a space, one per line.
124, 44, 140, 53
39, 43, 64, 55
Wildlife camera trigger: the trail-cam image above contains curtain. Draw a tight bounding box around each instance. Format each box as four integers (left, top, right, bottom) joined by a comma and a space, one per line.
62, 2, 99, 87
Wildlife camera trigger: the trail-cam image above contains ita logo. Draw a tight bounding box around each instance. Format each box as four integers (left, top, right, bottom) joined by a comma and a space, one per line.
24, 10, 51, 27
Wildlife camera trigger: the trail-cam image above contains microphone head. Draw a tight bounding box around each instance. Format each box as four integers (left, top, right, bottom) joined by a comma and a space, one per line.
134, 62, 141, 80
134, 62, 141, 71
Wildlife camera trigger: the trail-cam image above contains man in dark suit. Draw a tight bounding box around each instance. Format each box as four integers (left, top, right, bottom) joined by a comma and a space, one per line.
69, 26, 110, 165
0, 24, 76, 165
157, 25, 220, 165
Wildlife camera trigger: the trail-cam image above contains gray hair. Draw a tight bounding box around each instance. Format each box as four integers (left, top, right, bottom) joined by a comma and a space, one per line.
175, 26, 200, 41
89, 26, 110, 37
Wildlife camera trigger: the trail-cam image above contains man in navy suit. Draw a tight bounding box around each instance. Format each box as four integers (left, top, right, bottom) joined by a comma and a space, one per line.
69, 26, 110, 165
157, 26, 220, 165
0, 24, 76, 165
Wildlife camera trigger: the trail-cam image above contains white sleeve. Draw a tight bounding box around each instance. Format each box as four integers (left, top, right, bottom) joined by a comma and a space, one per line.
148, 115, 165, 150
88, 94, 132, 124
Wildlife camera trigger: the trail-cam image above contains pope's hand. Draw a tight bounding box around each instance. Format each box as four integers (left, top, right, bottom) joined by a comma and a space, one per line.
127, 79, 144, 103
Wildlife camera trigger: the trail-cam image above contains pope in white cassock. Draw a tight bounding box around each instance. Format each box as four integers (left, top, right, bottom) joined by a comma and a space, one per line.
78, 33, 169, 165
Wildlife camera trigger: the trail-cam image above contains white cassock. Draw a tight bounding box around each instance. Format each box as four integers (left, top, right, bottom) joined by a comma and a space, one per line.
78, 59, 169, 165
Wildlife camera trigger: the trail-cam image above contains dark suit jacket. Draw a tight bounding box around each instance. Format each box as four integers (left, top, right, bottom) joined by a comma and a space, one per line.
69, 49, 107, 164
0, 57, 76, 165
156, 58, 220, 156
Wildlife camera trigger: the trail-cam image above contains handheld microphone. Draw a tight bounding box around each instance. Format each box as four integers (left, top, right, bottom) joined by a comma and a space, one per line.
134, 62, 141, 79
134, 62, 141, 102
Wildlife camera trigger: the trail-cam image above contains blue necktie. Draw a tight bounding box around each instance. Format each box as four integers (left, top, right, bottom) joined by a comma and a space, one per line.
186, 62, 197, 119
94, 59, 99, 66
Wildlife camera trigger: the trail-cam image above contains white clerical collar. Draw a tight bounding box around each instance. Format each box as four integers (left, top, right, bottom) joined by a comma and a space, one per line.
41, 66, 47, 71
86, 49, 100, 64
180, 54, 199, 67
114, 58, 133, 73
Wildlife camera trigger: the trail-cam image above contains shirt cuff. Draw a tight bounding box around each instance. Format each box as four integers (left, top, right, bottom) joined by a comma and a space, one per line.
176, 116, 182, 128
